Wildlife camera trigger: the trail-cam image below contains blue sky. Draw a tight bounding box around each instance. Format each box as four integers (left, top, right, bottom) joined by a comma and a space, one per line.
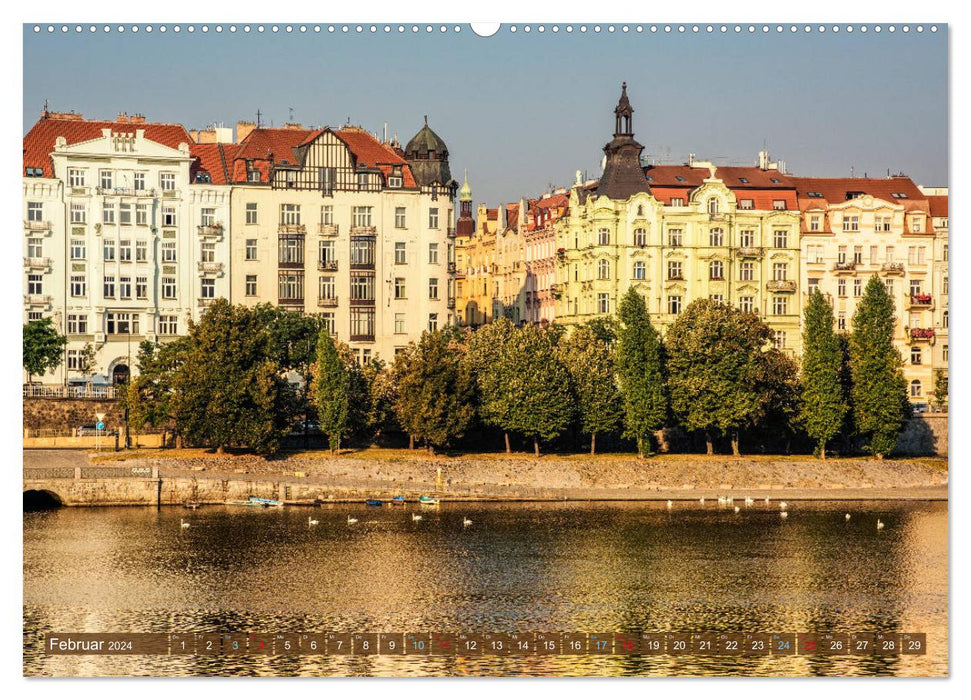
22, 25, 947, 205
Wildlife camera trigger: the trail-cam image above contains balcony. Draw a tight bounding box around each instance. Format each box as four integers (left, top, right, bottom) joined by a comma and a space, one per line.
318, 260, 339, 272
197, 224, 225, 239
766, 279, 797, 292
97, 187, 153, 197
709, 213, 727, 222
23, 256, 52, 271
197, 261, 225, 274
161, 189, 181, 199
667, 275, 684, 281
350, 261, 375, 271
736, 247, 762, 258
832, 261, 857, 273
447, 297, 456, 309
24, 220, 52, 233
318, 223, 339, 236
909, 327, 935, 342
909, 294, 933, 309
881, 262, 905, 275
23, 293, 52, 307
350, 333, 375, 342
318, 297, 339, 308
278, 224, 306, 235
197, 297, 217, 308
69, 186, 90, 196
349, 298, 375, 307
349, 225, 376, 236
279, 298, 304, 308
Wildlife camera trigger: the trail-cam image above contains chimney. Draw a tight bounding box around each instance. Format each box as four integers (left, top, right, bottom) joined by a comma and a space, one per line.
236, 120, 257, 143
46, 111, 84, 121
283, 122, 304, 130
130, 114, 146, 124
116, 112, 129, 123
758, 149, 769, 170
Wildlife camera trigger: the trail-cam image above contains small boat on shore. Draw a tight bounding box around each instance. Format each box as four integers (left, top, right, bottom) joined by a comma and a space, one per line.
392, 496, 406, 505
419, 495, 440, 505
366, 499, 383, 507
227, 496, 284, 508
183, 501, 200, 510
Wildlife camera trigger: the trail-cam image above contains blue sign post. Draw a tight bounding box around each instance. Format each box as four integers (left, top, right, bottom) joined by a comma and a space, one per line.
96, 421, 105, 431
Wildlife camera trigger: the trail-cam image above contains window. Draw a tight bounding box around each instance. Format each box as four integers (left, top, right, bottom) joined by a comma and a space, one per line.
429, 208, 440, 229
201, 242, 216, 263
810, 215, 821, 232
136, 204, 147, 226
395, 242, 407, 264
159, 172, 176, 191
429, 243, 439, 264
943, 276, 948, 295
598, 228, 610, 246
27, 202, 43, 221
27, 311, 42, 321
119, 276, 131, 299
739, 261, 754, 281
102, 202, 115, 224
429, 278, 439, 299
70, 239, 86, 260
710, 260, 724, 280
26, 274, 42, 295
838, 279, 846, 297
70, 203, 86, 224
598, 259, 610, 280
284, 171, 298, 189
356, 172, 369, 190
710, 294, 724, 303
134, 172, 145, 191
68, 169, 85, 187
838, 312, 846, 331
772, 200, 787, 210
943, 345, 949, 362
248, 170, 261, 183
943, 244, 949, 262
633, 228, 647, 246
395, 278, 406, 299
278, 271, 304, 301
66, 349, 84, 371
245, 239, 257, 261
912, 217, 923, 233
321, 313, 336, 336
100, 170, 113, 190
668, 229, 683, 247
709, 228, 724, 246
428, 313, 439, 332
808, 278, 820, 295
280, 204, 301, 226
161, 277, 176, 299
320, 275, 337, 299
668, 295, 682, 315
136, 240, 147, 262
201, 278, 215, 299
837, 245, 847, 264
911, 346, 922, 365
106, 312, 139, 335
739, 199, 754, 210
854, 279, 862, 297
633, 261, 646, 280
119, 203, 132, 226
910, 280, 922, 297
773, 262, 788, 281
246, 275, 258, 297
136, 276, 147, 299
321, 205, 334, 225
103, 275, 115, 298
885, 279, 894, 295
854, 246, 863, 265
278, 236, 304, 265
772, 296, 788, 315
395, 313, 406, 334
353, 206, 373, 227
70, 275, 86, 297
200, 208, 215, 227
668, 261, 683, 280
772, 330, 787, 349
158, 315, 178, 335
842, 215, 859, 232
886, 246, 895, 263
739, 296, 754, 313
740, 230, 755, 248
597, 293, 610, 314
119, 239, 132, 262
350, 237, 375, 267
67, 314, 87, 335
393, 207, 407, 229
944, 310, 949, 328
103, 239, 116, 262
669, 197, 685, 207
773, 230, 788, 248
708, 198, 719, 215
910, 380, 922, 398
245, 203, 258, 225
162, 206, 176, 227
875, 215, 892, 232
319, 240, 335, 264
161, 241, 177, 263
27, 238, 43, 258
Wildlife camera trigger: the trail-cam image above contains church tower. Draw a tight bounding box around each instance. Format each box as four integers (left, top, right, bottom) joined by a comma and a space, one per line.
456, 170, 475, 237
596, 82, 650, 200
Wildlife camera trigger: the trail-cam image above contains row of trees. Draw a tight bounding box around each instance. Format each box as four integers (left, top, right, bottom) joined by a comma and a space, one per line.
112, 275, 912, 458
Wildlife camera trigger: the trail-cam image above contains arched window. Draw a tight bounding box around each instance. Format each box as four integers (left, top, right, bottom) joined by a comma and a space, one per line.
633, 261, 646, 280
710, 260, 725, 280
708, 198, 719, 214
944, 310, 949, 329
910, 380, 923, 398
598, 259, 610, 280
710, 228, 724, 246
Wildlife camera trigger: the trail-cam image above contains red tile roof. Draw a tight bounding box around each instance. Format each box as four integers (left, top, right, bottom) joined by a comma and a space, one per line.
714, 166, 794, 189
190, 143, 237, 185
790, 176, 928, 210
643, 164, 709, 188
23, 114, 192, 178
233, 126, 312, 166
927, 195, 948, 218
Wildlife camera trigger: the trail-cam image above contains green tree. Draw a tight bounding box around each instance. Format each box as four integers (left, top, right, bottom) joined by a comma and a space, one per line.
800, 290, 848, 458
311, 327, 348, 453
750, 348, 803, 454
465, 317, 518, 452
125, 337, 191, 445
392, 330, 475, 453
614, 289, 668, 457
559, 327, 623, 454
666, 299, 773, 456
849, 276, 908, 458
172, 300, 294, 454
23, 318, 66, 383
76, 343, 97, 382
504, 324, 575, 456
933, 370, 948, 412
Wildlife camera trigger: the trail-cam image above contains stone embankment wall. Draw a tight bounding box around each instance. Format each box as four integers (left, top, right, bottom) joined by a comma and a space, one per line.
896, 414, 948, 457
23, 398, 125, 430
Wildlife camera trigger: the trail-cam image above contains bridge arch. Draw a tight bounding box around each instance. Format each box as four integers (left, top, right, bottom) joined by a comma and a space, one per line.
23, 489, 64, 510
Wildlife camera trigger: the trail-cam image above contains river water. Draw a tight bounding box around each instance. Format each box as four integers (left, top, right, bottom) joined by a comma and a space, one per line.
23, 500, 947, 677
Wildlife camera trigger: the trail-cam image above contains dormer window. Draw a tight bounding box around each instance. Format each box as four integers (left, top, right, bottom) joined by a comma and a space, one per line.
739, 199, 754, 210
891, 192, 909, 199
388, 166, 403, 188
739, 177, 749, 184
846, 191, 865, 200
770, 177, 780, 184
807, 191, 823, 198
357, 172, 369, 190
675, 176, 686, 182
248, 170, 261, 183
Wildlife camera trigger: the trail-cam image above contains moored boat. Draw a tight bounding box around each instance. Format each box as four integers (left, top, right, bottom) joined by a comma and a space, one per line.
366, 499, 383, 506
418, 495, 440, 505
391, 496, 406, 505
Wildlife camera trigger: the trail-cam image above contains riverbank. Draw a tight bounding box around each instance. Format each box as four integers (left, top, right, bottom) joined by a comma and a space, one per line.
25, 448, 947, 505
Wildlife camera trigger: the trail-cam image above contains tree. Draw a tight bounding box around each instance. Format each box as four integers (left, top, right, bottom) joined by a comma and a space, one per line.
932, 370, 948, 412
311, 327, 348, 453
849, 276, 907, 458
503, 324, 575, 456
559, 327, 622, 454
750, 348, 803, 454
614, 289, 668, 457
23, 318, 66, 383
392, 330, 475, 452
666, 299, 773, 456
800, 290, 848, 458
465, 317, 518, 452
172, 300, 294, 454
125, 337, 191, 445
76, 343, 97, 382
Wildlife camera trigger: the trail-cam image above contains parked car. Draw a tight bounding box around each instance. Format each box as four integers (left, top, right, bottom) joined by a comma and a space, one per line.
75, 424, 117, 437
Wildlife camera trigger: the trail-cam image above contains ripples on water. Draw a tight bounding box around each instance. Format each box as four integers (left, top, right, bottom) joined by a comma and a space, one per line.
23, 500, 948, 677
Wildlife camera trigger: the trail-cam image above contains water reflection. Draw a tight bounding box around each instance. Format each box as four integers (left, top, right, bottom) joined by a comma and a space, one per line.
23, 500, 947, 676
